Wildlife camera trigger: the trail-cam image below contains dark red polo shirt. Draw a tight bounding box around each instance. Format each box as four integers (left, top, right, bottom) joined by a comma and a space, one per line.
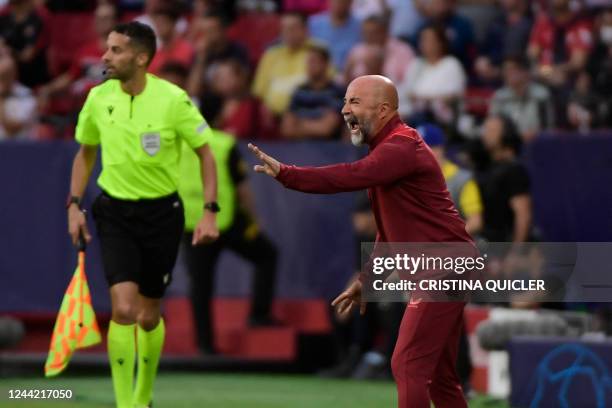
277, 115, 471, 246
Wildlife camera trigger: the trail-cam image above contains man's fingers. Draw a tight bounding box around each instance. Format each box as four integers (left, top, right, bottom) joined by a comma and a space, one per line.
248, 143, 275, 166
248, 143, 266, 161
360, 301, 367, 315
331, 291, 349, 307
339, 300, 355, 317
81, 224, 92, 243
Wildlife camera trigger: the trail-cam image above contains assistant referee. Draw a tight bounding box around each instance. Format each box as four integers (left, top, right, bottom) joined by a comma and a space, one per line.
66, 22, 219, 408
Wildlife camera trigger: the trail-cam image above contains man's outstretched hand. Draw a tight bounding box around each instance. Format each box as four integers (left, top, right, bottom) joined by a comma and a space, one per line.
248, 143, 281, 177
331, 279, 366, 318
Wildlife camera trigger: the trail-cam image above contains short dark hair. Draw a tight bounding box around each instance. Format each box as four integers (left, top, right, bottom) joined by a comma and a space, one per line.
363, 15, 389, 30
307, 43, 330, 62
112, 21, 157, 66
152, 2, 183, 22
493, 114, 522, 154
282, 11, 308, 25
159, 61, 190, 80
503, 54, 530, 70
202, 12, 229, 27
420, 24, 449, 56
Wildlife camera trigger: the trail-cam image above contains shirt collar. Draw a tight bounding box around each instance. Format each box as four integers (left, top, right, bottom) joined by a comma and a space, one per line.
368, 114, 404, 149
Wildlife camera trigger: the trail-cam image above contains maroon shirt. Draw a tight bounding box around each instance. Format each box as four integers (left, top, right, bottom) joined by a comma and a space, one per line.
276, 115, 472, 248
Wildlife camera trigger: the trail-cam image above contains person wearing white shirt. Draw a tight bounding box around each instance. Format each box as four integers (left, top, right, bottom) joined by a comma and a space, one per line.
398, 24, 465, 125
0, 51, 36, 141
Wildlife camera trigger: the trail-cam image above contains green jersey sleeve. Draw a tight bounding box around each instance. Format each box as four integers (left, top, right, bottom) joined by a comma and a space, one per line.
75, 89, 101, 145
173, 92, 212, 149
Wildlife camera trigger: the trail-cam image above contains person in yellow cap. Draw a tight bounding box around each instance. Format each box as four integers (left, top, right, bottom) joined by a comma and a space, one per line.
66, 21, 219, 408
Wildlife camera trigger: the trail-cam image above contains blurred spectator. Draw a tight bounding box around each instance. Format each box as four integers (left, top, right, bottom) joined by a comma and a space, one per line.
158, 62, 191, 92
348, 0, 427, 40
252, 12, 311, 115
349, 43, 384, 77
528, 0, 593, 87
489, 55, 553, 143
237, 0, 279, 12
475, 0, 533, 84
413, 0, 475, 70
320, 192, 402, 381
566, 71, 600, 133
44, 0, 95, 11
281, 44, 344, 140
0, 46, 37, 141
0, 0, 50, 87
134, 0, 188, 39
210, 59, 278, 140
344, 15, 415, 84
308, 0, 361, 71
147, 4, 194, 75
37, 2, 118, 111
186, 13, 249, 97
478, 115, 532, 243
386, 0, 426, 41
160, 63, 280, 350
398, 24, 466, 126
191, 0, 237, 23
585, 7, 612, 128
350, 0, 383, 20
420, 123, 483, 236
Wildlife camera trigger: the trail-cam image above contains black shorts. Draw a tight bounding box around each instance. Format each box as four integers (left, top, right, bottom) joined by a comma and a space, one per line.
91, 191, 184, 298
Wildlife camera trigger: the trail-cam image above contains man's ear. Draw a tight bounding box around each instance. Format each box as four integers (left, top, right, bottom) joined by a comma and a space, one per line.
379, 102, 390, 118
136, 52, 150, 69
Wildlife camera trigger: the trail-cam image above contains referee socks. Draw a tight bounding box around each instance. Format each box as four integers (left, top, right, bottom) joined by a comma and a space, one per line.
108, 321, 136, 408
133, 318, 165, 407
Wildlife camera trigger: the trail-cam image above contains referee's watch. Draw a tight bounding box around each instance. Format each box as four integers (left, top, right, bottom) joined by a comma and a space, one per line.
66, 195, 81, 210
204, 201, 220, 213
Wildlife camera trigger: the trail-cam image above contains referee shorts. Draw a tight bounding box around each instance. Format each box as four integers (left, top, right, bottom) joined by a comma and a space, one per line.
91, 191, 184, 299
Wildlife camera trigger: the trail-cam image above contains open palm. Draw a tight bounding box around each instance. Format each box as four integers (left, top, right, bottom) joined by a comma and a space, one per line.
248, 143, 281, 177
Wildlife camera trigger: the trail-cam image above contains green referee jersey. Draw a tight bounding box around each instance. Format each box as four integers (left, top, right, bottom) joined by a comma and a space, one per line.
75, 73, 212, 200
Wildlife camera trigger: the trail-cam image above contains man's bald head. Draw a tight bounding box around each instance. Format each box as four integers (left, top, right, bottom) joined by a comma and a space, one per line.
347, 75, 399, 110
342, 75, 399, 146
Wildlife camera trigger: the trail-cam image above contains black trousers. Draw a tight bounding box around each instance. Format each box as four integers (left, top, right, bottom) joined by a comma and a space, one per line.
182, 213, 278, 351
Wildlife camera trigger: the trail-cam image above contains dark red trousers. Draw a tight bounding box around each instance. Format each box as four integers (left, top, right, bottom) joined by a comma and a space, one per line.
391, 301, 467, 408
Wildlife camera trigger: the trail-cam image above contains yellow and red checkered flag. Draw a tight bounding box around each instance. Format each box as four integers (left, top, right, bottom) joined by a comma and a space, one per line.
45, 237, 101, 377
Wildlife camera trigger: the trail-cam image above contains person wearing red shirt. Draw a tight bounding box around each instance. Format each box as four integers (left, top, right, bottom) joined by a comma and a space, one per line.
147, 5, 194, 75
38, 3, 118, 112
528, 0, 593, 86
209, 58, 277, 140
249, 75, 472, 408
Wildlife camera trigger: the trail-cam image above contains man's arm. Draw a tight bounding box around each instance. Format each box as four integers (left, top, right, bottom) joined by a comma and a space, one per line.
510, 194, 531, 242
67, 144, 97, 245
192, 143, 219, 245
249, 135, 417, 194
0, 98, 29, 136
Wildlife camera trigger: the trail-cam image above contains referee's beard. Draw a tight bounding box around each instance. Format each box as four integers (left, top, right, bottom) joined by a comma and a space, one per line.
104, 61, 139, 82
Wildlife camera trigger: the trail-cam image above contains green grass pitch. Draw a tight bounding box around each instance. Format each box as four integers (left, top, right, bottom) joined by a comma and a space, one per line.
0, 373, 509, 407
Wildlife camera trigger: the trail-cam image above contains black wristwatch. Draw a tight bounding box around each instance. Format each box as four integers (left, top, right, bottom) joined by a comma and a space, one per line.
204, 201, 220, 213
66, 195, 81, 209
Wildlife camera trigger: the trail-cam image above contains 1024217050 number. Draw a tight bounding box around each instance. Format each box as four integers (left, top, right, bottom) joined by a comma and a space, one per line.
8, 389, 72, 399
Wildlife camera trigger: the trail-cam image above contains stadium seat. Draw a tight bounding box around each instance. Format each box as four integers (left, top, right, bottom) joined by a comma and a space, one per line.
283, 0, 327, 14
227, 12, 281, 65
464, 86, 495, 119
47, 12, 96, 76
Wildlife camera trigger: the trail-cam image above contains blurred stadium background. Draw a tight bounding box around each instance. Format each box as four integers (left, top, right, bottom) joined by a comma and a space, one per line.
1, 0, 612, 407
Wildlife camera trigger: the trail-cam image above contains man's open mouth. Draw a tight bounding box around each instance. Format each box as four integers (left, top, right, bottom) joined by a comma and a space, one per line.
346, 117, 360, 131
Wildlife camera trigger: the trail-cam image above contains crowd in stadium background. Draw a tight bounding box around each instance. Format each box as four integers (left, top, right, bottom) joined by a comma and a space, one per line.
1, 0, 612, 403
0, 0, 611, 144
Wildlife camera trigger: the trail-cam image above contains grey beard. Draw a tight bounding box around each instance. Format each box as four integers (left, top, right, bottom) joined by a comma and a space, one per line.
351, 131, 364, 146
